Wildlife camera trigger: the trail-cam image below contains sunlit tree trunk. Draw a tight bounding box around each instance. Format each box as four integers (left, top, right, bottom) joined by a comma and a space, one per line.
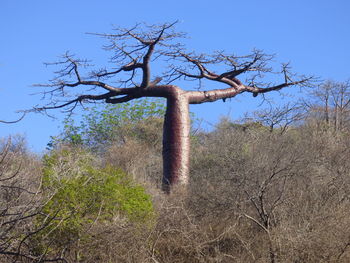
162, 90, 190, 192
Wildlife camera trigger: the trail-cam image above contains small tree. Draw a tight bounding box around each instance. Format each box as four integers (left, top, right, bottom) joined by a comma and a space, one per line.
34, 22, 313, 192
245, 102, 305, 133
306, 80, 350, 131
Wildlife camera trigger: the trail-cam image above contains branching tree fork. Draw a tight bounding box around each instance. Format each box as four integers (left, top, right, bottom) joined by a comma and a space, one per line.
34, 22, 313, 192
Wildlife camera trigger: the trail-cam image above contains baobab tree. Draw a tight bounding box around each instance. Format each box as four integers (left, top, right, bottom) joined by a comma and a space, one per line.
34, 22, 313, 192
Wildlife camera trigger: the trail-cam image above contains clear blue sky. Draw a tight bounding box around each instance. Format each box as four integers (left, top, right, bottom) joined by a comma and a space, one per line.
1, 0, 349, 152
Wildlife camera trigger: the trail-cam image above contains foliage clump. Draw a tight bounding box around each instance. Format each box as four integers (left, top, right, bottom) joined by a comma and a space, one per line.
48, 98, 165, 150
32, 148, 154, 257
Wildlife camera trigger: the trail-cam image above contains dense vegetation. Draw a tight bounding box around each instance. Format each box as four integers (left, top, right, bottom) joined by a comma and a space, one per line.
1, 81, 350, 262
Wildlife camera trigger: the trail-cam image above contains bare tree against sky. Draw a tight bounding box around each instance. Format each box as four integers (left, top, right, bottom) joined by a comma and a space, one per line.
246, 102, 306, 133
306, 80, 350, 131
32, 22, 314, 192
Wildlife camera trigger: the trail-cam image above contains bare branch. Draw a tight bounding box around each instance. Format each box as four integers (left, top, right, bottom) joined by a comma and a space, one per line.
244, 77, 315, 97
0, 113, 26, 124
105, 95, 137, 104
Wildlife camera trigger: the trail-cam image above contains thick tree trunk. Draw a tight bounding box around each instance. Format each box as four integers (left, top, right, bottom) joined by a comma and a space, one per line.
158, 86, 242, 192
162, 91, 190, 193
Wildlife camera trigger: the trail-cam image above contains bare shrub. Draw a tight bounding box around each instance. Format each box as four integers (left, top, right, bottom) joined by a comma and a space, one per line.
104, 117, 163, 186
189, 118, 350, 262
0, 136, 43, 262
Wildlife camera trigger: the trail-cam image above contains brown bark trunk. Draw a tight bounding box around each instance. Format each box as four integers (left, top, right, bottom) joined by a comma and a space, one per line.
161, 90, 190, 193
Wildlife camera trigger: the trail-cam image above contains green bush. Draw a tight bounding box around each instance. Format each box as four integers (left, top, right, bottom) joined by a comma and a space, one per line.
33, 149, 154, 256
48, 98, 166, 150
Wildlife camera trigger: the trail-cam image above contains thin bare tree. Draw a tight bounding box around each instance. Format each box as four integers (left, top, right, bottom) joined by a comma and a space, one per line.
245, 102, 305, 133
305, 80, 350, 131
33, 22, 313, 192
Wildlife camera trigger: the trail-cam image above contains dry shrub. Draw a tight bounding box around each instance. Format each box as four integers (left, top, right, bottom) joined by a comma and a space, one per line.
0, 136, 43, 262
105, 139, 162, 186
104, 117, 163, 187
189, 120, 350, 263
57, 187, 258, 263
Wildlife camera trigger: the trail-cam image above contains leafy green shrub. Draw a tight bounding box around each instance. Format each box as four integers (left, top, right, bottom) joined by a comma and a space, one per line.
48, 98, 166, 150
32, 149, 154, 257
